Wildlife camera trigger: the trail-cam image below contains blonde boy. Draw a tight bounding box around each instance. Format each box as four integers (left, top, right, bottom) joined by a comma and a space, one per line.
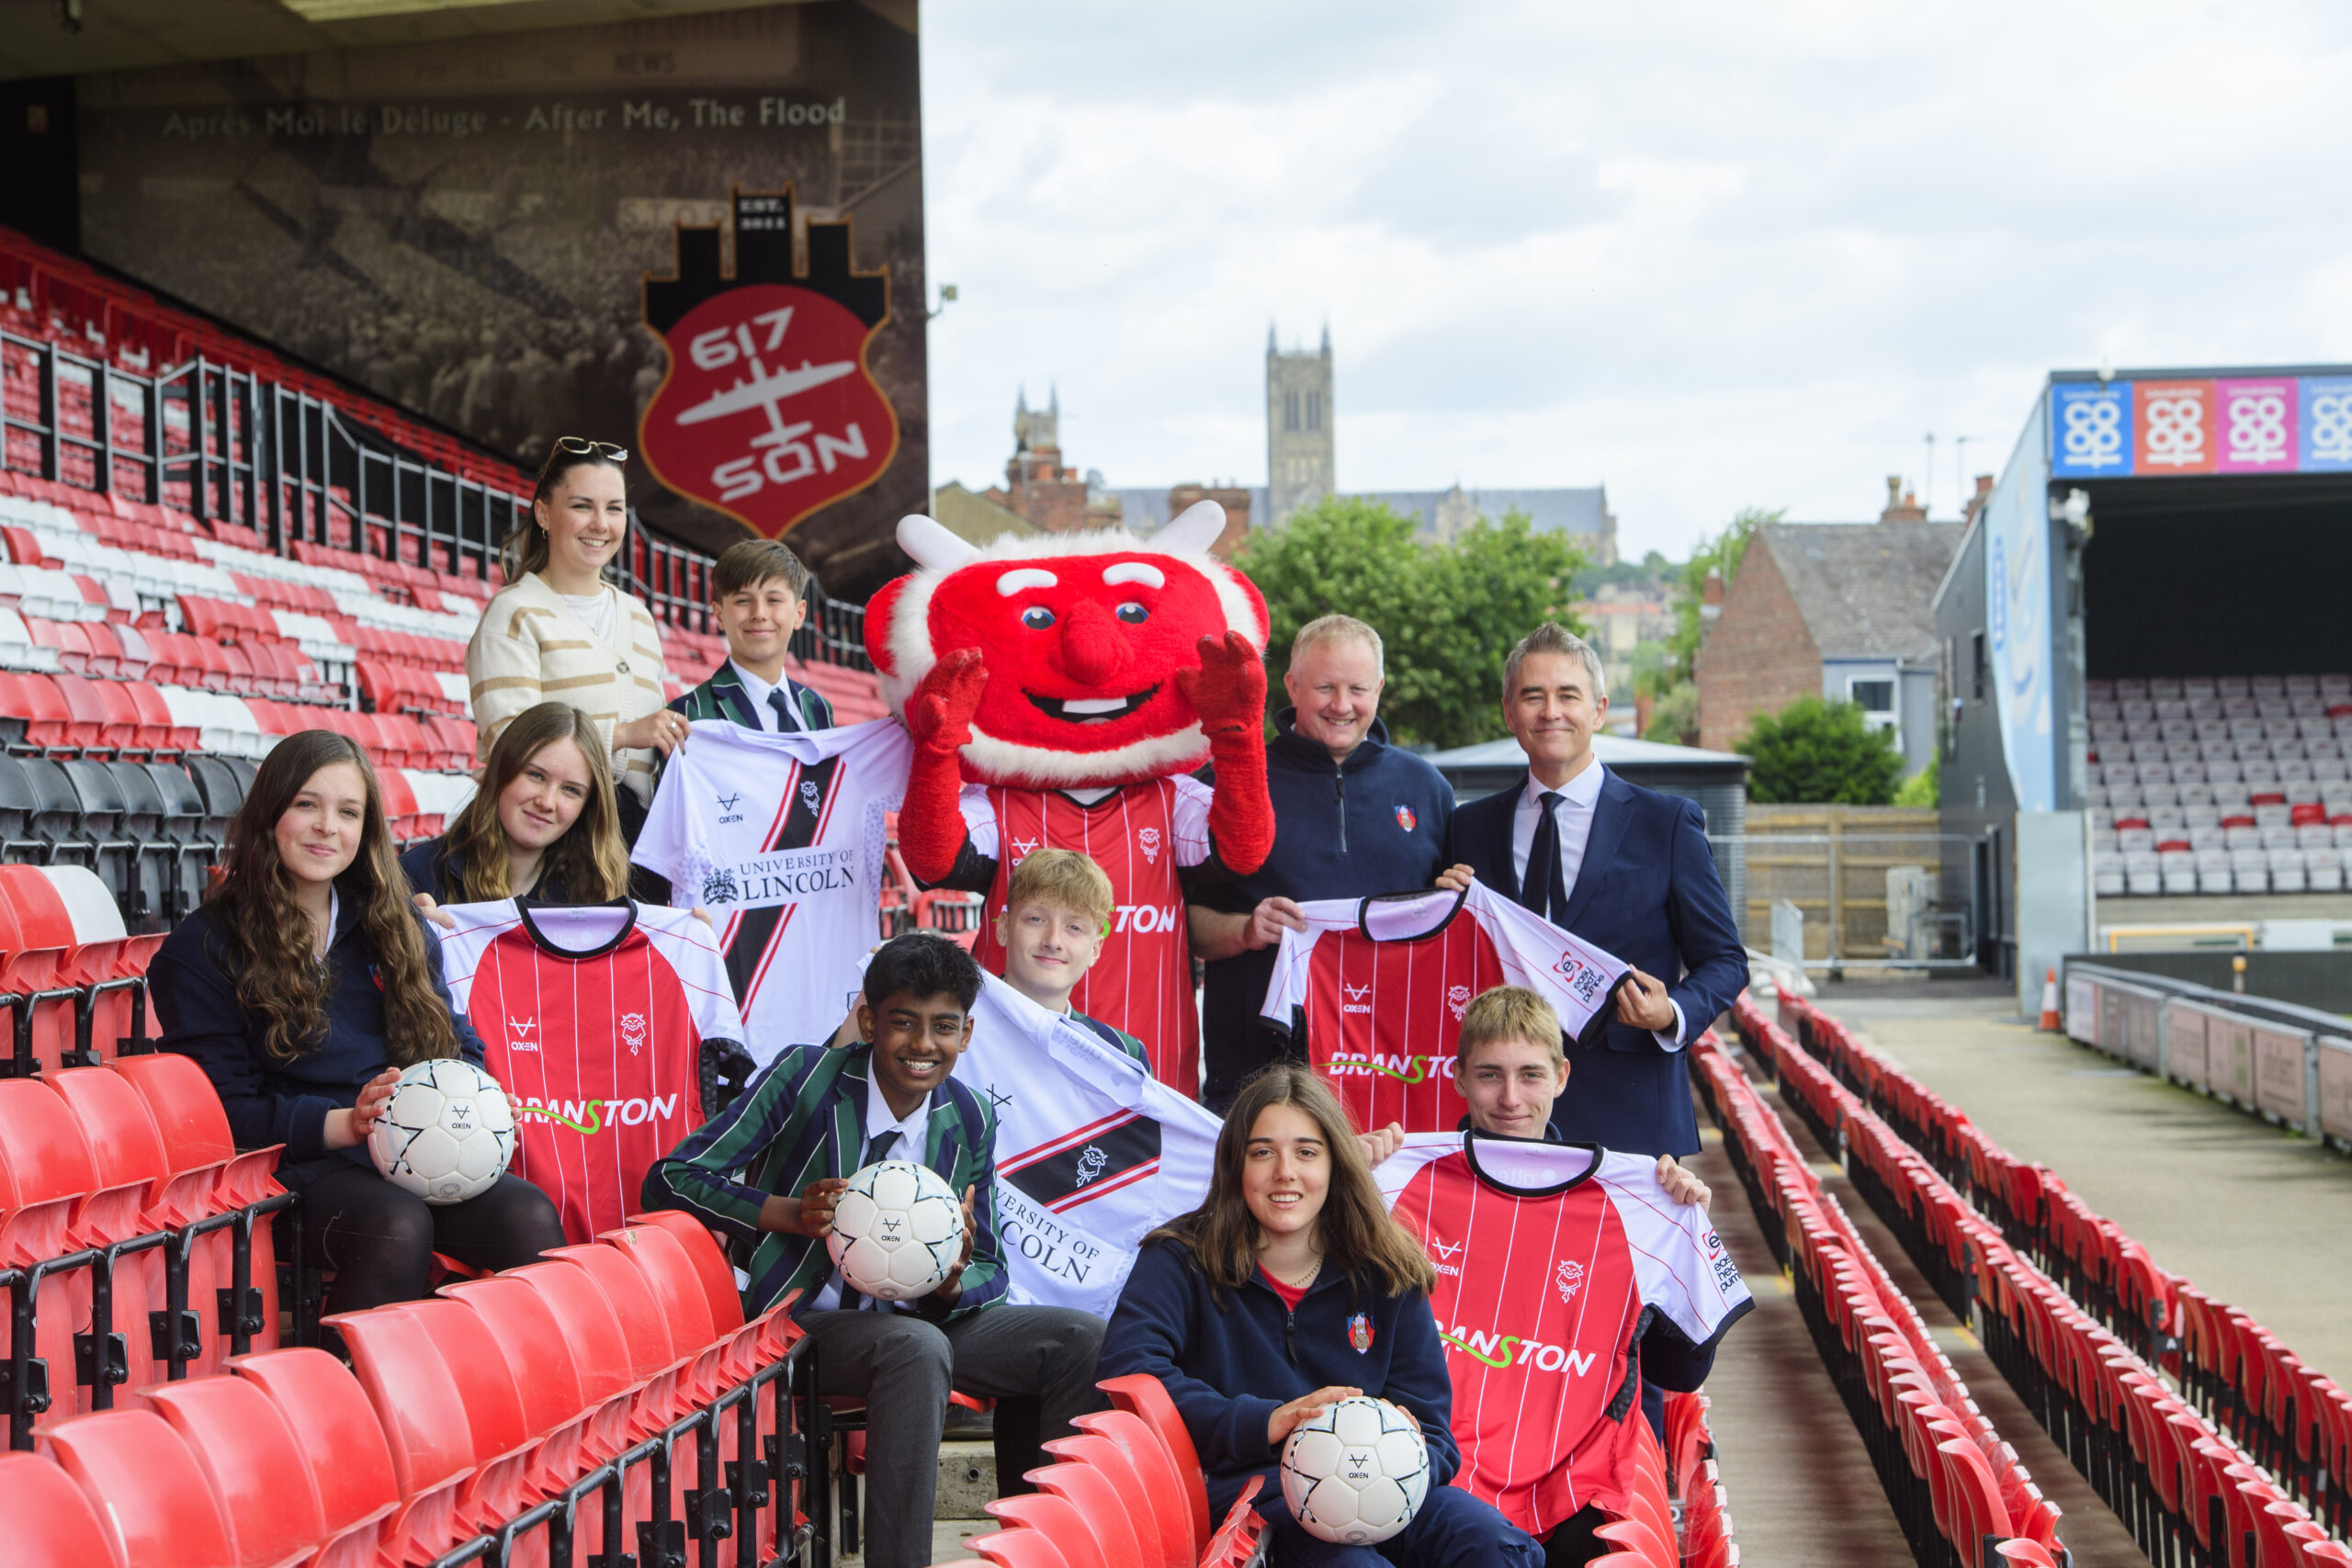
1362, 985, 1709, 1208
993, 849, 1149, 1068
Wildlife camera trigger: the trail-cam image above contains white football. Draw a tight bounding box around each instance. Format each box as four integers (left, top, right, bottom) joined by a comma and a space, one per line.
826, 1158, 966, 1302
1280, 1395, 1430, 1546
367, 1058, 515, 1205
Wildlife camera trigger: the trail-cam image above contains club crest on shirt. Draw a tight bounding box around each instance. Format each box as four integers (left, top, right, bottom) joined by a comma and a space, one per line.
799, 778, 823, 817
619, 1012, 648, 1056
1137, 826, 1161, 864
1556, 1258, 1586, 1303
1348, 1312, 1374, 1353
1000, 1110, 1161, 1213
1395, 804, 1416, 832
1446, 984, 1472, 1021
1072, 1145, 1108, 1187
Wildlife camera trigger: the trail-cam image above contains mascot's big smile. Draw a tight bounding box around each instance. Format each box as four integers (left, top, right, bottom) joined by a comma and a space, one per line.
1028, 686, 1159, 724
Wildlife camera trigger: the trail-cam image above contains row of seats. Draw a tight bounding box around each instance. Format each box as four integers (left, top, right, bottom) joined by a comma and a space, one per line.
1691, 1026, 2069, 1568
2087, 674, 2352, 709
2096, 846, 2349, 897
1755, 993, 2352, 1561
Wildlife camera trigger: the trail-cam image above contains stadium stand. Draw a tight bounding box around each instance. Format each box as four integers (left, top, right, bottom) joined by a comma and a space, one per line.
2084, 674, 2352, 897
1739, 991, 2352, 1567
1693, 1025, 2070, 1568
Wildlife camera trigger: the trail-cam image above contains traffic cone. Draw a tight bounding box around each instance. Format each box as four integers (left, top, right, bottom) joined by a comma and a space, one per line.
2039, 967, 2062, 1032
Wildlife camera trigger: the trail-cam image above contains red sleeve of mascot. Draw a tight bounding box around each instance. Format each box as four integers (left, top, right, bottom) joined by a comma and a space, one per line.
898, 649, 987, 885
1175, 630, 1273, 874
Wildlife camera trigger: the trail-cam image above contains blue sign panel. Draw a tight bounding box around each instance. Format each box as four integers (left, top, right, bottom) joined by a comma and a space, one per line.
2299, 377, 2352, 472
2049, 380, 2133, 479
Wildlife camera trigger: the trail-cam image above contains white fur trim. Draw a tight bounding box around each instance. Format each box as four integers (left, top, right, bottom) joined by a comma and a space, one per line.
962, 721, 1208, 787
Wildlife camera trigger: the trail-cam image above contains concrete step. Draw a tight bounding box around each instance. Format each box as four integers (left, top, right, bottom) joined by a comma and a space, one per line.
831, 1441, 998, 1568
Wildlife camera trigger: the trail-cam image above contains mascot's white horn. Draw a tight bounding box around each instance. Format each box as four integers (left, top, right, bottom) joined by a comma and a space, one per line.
1158, 500, 1227, 557
898, 513, 979, 572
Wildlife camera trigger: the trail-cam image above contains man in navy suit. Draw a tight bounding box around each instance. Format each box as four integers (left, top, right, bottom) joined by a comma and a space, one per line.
1442, 623, 1747, 1159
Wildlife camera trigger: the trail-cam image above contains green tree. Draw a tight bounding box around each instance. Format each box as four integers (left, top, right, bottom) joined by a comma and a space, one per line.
1642, 681, 1698, 746
1739, 696, 1905, 805
1235, 496, 1588, 750
1893, 752, 1939, 807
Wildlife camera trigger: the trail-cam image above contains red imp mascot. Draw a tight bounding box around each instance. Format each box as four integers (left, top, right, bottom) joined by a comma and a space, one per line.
864, 502, 1275, 1097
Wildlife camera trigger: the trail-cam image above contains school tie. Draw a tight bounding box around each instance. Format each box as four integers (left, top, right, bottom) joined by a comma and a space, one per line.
1521, 791, 1571, 926
768, 688, 799, 734
835, 1129, 900, 1313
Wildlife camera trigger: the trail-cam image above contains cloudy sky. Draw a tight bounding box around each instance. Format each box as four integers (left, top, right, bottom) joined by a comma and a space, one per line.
917, 0, 2352, 559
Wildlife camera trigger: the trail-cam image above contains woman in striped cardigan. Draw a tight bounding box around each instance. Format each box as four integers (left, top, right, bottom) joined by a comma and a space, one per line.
465, 439, 684, 836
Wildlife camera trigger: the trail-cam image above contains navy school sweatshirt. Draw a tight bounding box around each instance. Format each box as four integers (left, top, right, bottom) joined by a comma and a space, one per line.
1098, 1235, 1461, 1519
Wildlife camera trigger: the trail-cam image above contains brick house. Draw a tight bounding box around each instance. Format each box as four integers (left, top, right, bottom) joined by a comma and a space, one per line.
1695, 521, 1961, 775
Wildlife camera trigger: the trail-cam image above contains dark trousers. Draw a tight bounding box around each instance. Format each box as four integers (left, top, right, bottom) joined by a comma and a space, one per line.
300, 1164, 565, 1316
804, 1304, 1105, 1568
1258, 1482, 1544, 1567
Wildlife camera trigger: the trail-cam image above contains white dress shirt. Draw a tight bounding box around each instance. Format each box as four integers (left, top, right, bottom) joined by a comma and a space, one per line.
729, 660, 803, 733
1509, 761, 1686, 1051
806, 1079, 935, 1312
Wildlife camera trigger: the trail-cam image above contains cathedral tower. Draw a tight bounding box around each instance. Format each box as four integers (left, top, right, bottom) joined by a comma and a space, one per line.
1265, 324, 1334, 524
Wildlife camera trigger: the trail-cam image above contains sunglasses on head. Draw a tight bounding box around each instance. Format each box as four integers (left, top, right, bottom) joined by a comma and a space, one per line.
552, 437, 628, 463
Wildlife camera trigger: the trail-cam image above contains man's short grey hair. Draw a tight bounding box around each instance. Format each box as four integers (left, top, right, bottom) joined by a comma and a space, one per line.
1501, 623, 1606, 704
1292, 614, 1385, 680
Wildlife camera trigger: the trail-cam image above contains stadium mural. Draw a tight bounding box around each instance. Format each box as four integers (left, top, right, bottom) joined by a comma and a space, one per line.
72, 0, 925, 593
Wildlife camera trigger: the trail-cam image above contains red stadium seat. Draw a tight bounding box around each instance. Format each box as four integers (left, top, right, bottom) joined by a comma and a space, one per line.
0, 1450, 128, 1568
544, 1242, 686, 1424
504, 1260, 639, 1457
1099, 1373, 1213, 1550
38, 1408, 237, 1568
311, 1308, 483, 1566
143, 1373, 332, 1568
228, 1348, 402, 1568
1072, 1407, 1200, 1562
1027, 1455, 1148, 1568
434, 1275, 598, 1503
1043, 1430, 1186, 1568
967, 1528, 1077, 1566
17, 671, 74, 750
598, 1224, 726, 1385
978, 1496, 1097, 1568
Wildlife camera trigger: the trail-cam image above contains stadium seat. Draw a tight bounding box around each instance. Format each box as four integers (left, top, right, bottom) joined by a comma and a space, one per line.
1072, 1407, 1199, 1560
1026, 1453, 1149, 1568
1043, 1429, 1187, 1568
978, 1495, 1099, 1568
543, 1242, 687, 1425
598, 1224, 729, 1384
37, 1408, 238, 1568
0, 1449, 130, 1568
142, 1374, 331, 1568
501, 1260, 639, 1458
227, 1348, 403, 1568
1100, 1372, 1213, 1551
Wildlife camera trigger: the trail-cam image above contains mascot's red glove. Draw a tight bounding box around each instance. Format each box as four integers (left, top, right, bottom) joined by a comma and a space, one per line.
1175, 631, 1275, 875
900, 648, 989, 884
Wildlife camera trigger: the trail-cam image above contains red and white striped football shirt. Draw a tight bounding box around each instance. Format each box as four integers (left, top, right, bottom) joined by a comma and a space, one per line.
1379, 1132, 1752, 1533
963, 778, 1211, 1097
436, 902, 744, 1244
1259, 882, 1633, 1133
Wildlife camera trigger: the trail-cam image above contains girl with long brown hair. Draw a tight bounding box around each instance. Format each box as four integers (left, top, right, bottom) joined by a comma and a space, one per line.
400, 700, 631, 908
464, 440, 679, 842
149, 729, 564, 1315
1097, 1065, 1541, 1567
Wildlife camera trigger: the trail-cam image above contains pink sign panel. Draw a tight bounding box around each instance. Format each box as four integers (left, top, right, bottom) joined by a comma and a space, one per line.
2216, 377, 2300, 472
2135, 379, 2217, 473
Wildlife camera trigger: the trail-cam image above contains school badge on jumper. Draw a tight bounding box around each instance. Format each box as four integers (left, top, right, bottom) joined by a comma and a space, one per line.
640, 186, 898, 541
1348, 1312, 1374, 1353
1394, 805, 1416, 832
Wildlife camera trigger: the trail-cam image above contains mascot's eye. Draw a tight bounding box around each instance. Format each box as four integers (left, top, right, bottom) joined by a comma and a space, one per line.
1114, 601, 1149, 625
1020, 606, 1056, 630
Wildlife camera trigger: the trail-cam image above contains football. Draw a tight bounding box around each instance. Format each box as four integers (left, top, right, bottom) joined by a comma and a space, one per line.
1280, 1395, 1430, 1546
366, 1058, 517, 1205
826, 1158, 967, 1302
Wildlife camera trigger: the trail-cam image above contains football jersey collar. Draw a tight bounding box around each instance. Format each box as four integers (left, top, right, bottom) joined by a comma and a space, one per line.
1351, 884, 1469, 942
1459, 1127, 1604, 1198
513, 897, 639, 961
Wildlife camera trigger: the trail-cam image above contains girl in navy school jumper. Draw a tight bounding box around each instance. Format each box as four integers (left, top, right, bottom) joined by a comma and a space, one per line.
1099, 1065, 1543, 1568
399, 701, 631, 911
150, 729, 564, 1316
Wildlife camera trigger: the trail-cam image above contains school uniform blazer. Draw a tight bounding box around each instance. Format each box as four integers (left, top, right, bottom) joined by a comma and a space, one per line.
641, 1042, 1006, 1322
667, 663, 834, 732
1442, 767, 1747, 1156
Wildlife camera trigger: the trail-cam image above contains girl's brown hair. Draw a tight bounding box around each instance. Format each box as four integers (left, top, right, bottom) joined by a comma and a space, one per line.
503, 443, 626, 581
1152, 1064, 1437, 1301
209, 729, 459, 1066
434, 702, 629, 904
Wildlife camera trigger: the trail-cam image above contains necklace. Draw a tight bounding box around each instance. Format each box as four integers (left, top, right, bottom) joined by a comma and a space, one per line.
1266, 1253, 1323, 1291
